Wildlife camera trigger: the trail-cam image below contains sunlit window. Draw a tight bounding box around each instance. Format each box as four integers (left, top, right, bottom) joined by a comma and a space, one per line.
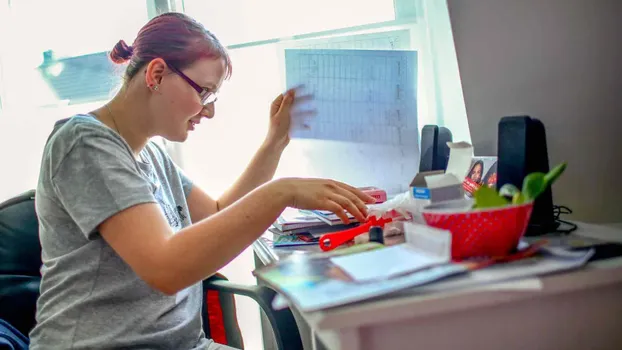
0, 0, 146, 109
183, 0, 395, 46
180, 0, 470, 200
0, 0, 148, 200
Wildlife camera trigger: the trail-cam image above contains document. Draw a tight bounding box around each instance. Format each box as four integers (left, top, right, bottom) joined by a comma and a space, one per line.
330, 244, 448, 282
285, 49, 418, 147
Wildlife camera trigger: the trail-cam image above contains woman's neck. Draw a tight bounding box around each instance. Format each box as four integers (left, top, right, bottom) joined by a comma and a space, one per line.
93, 86, 153, 156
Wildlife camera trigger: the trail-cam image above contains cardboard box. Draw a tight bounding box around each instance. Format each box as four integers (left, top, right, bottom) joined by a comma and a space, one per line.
410, 142, 473, 207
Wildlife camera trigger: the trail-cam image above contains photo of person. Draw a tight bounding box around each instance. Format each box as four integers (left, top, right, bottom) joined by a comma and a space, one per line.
463, 157, 498, 197
467, 160, 484, 185
483, 162, 498, 189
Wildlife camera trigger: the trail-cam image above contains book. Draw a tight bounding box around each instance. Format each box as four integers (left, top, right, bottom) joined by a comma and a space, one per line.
270, 222, 359, 236
300, 209, 358, 226
272, 232, 319, 247
273, 207, 326, 232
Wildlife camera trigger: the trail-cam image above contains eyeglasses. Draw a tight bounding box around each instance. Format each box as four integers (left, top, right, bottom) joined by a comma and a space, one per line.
166, 61, 218, 105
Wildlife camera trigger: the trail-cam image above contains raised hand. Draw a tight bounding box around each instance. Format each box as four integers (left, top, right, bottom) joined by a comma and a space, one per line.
266, 86, 315, 147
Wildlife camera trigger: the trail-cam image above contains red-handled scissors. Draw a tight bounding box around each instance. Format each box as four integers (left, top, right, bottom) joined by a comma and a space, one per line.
319, 216, 394, 252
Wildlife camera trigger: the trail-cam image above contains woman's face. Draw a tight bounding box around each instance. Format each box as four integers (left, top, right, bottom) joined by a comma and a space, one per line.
470, 164, 483, 182
148, 57, 226, 142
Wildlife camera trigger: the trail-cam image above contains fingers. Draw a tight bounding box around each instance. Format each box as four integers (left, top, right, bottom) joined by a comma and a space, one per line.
275, 90, 295, 115
292, 93, 314, 104
291, 109, 317, 118
332, 185, 369, 219
277, 86, 315, 120
335, 181, 377, 204
324, 200, 351, 225
285, 85, 313, 109
286, 84, 306, 95
327, 192, 366, 224
270, 94, 284, 116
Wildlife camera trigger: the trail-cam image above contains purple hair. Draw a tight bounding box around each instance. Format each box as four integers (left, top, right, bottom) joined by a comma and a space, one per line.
110, 12, 232, 81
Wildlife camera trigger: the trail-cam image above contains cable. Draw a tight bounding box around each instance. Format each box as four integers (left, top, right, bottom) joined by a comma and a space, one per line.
552, 205, 577, 234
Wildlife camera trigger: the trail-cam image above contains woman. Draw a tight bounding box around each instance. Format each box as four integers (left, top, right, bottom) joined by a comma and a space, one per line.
467, 160, 484, 184
29, 12, 374, 350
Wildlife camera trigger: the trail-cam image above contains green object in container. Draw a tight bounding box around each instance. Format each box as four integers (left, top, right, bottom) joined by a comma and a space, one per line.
473, 162, 567, 208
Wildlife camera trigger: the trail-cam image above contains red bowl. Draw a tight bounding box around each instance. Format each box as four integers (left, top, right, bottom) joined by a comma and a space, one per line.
421, 201, 534, 260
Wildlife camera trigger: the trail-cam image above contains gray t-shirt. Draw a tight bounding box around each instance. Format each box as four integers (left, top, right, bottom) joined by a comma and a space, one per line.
29, 115, 212, 349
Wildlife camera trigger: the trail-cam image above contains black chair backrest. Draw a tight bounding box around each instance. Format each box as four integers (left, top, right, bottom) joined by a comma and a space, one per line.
0, 190, 41, 336
0, 190, 249, 349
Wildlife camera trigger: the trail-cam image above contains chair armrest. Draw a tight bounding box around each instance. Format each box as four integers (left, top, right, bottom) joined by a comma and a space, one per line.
203, 279, 303, 350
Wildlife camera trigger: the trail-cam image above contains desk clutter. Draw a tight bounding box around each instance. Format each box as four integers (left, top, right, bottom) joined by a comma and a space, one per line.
255, 117, 622, 312
269, 208, 354, 247
255, 238, 595, 312
269, 187, 390, 248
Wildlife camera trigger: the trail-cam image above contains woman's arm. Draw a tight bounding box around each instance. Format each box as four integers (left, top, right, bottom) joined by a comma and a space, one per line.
185, 141, 284, 223
189, 89, 309, 220
216, 91, 297, 211
215, 138, 286, 211
99, 177, 373, 295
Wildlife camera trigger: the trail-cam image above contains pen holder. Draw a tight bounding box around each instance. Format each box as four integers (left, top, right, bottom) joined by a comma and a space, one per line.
421, 201, 534, 260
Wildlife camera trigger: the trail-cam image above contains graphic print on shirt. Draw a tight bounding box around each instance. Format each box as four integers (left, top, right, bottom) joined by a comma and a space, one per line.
152, 180, 183, 231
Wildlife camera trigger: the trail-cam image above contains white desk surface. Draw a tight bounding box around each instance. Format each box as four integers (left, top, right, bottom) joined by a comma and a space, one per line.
253, 222, 622, 350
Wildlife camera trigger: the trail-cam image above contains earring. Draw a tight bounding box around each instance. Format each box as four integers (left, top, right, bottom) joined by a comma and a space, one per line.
153, 84, 159, 91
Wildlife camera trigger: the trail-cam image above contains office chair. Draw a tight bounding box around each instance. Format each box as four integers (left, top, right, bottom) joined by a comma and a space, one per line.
0, 190, 303, 350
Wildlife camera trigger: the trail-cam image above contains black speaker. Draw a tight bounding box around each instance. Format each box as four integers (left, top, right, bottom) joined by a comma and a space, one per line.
437, 127, 453, 170
497, 116, 559, 236
419, 125, 452, 172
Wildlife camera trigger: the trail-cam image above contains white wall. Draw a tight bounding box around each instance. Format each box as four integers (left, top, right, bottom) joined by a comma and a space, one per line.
0, 108, 58, 200
0, 102, 104, 202
447, 0, 622, 223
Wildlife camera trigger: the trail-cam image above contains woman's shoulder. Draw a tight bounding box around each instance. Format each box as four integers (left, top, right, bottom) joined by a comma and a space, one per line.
41, 114, 133, 175
45, 114, 128, 155
49, 114, 118, 143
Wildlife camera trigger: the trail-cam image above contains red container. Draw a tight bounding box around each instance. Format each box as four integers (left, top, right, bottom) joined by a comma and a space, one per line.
358, 186, 388, 203
422, 201, 534, 260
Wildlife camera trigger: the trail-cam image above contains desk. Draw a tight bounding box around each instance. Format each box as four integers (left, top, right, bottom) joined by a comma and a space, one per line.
252, 222, 622, 350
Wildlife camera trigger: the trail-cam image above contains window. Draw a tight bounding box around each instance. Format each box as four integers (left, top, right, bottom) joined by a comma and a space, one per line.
183, 0, 395, 46
180, 0, 470, 198
0, 1, 470, 347
0, 0, 149, 200
180, 1, 469, 348
0, 0, 147, 110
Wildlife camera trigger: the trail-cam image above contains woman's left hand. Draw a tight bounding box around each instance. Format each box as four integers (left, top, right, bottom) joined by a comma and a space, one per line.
266, 86, 315, 148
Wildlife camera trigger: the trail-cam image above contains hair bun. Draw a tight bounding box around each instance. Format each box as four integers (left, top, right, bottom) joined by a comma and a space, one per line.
110, 39, 134, 64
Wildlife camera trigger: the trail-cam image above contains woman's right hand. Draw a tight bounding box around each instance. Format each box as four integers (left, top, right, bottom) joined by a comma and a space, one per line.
273, 178, 377, 224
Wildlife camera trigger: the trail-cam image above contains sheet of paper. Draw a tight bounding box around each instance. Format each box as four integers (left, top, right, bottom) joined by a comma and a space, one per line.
404, 222, 452, 259
271, 246, 590, 312
285, 49, 418, 147
330, 244, 446, 282
407, 247, 594, 295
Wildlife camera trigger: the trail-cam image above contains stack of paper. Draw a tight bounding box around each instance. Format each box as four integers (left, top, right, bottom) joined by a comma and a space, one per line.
270, 208, 357, 247
299, 209, 358, 226
255, 241, 594, 312
273, 208, 326, 232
